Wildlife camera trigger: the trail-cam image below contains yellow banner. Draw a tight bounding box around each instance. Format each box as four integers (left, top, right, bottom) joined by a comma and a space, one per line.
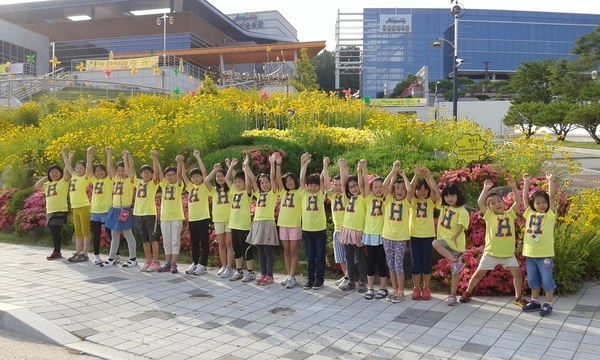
452, 133, 488, 163
370, 98, 427, 107
85, 56, 159, 71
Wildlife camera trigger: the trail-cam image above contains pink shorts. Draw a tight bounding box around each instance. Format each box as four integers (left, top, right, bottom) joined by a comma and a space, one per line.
279, 226, 302, 241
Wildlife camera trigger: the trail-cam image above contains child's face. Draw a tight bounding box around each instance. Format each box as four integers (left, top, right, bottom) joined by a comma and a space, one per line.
49, 168, 62, 181
216, 172, 226, 185
488, 195, 505, 214
259, 177, 271, 192
348, 180, 359, 196
333, 179, 342, 194
234, 177, 245, 191
75, 163, 86, 176
141, 169, 153, 182
191, 173, 203, 185
94, 167, 107, 179
116, 166, 127, 179
371, 180, 384, 197
307, 183, 320, 194
165, 171, 177, 184
285, 176, 296, 190
394, 182, 407, 200
444, 194, 458, 206
415, 185, 429, 200
533, 196, 549, 212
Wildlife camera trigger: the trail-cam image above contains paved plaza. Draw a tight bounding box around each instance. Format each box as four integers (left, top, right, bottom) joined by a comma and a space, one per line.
1, 243, 599, 360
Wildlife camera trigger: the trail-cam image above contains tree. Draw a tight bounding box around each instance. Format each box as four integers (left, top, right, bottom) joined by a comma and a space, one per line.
198, 75, 219, 95
390, 74, 419, 98
573, 24, 600, 69
503, 102, 545, 138
508, 60, 557, 104
290, 48, 319, 92
311, 50, 335, 92
338, 46, 361, 93
533, 101, 577, 140
566, 103, 600, 144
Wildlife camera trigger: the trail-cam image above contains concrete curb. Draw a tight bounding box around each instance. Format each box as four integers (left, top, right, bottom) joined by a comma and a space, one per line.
0, 302, 148, 360
562, 146, 600, 156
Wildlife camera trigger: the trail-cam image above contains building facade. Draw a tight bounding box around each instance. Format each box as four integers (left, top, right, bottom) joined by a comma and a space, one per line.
228, 11, 297, 41
362, 8, 600, 99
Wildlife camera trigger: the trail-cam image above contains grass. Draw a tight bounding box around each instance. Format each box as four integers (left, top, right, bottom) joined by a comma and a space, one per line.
27, 88, 149, 103
551, 140, 600, 149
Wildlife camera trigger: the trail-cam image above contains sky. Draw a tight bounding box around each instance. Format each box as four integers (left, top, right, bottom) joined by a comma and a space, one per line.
208, 0, 600, 50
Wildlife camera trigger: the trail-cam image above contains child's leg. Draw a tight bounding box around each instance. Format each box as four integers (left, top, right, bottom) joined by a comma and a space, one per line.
333, 231, 348, 278
366, 245, 377, 290
91, 220, 102, 256
466, 269, 488, 293
432, 239, 458, 262
410, 238, 422, 288
217, 232, 227, 268
49, 225, 63, 254
231, 230, 244, 271
451, 274, 459, 295
281, 239, 291, 276
508, 266, 524, 299
170, 221, 183, 264
143, 242, 152, 262
304, 232, 316, 282
122, 229, 137, 260
355, 245, 367, 284
422, 238, 433, 290
289, 239, 299, 278
376, 244, 388, 290
344, 244, 356, 283
81, 206, 92, 254
315, 230, 326, 283
198, 220, 210, 267
189, 220, 200, 265
257, 245, 267, 276
266, 245, 275, 277
160, 221, 173, 264
225, 231, 234, 269
540, 257, 556, 304
73, 208, 83, 254
108, 230, 121, 259
383, 239, 397, 294
526, 257, 541, 302
151, 241, 159, 262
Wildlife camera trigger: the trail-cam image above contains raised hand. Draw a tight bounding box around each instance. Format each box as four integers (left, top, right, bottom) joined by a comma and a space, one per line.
150, 149, 158, 157
175, 155, 184, 162
230, 158, 238, 167
523, 173, 531, 182
506, 175, 516, 188
193, 150, 200, 157
87, 146, 95, 155
483, 179, 494, 189
213, 163, 221, 171
546, 172, 553, 182
323, 156, 331, 167
105, 146, 113, 156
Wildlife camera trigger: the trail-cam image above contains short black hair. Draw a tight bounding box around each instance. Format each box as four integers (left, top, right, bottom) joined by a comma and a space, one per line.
164, 166, 177, 175
189, 167, 203, 177
116, 161, 125, 169
75, 160, 86, 168
306, 173, 320, 186
282, 172, 299, 191
234, 171, 245, 182
416, 178, 431, 197
530, 190, 550, 213
140, 164, 153, 173
93, 163, 107, 174
46, 164, 63, 182
441, 183, 465, 206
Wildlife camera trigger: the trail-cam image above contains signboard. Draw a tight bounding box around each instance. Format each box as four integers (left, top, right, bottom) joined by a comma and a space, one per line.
452, 133, 488, 163
379, 14, 412, 33
0, 62, 23, 75
370, 98, 426, 107
85, 56, 159, 71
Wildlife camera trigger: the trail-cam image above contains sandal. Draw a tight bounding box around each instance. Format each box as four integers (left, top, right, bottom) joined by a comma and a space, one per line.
364, 289, 375, 300
375, 289, 389, 300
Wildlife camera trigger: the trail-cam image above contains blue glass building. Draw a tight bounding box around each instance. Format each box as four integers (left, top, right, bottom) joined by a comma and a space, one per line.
362, 8, 600, 99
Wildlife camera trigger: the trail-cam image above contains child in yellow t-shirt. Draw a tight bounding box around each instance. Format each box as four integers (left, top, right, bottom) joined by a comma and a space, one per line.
226, 157, 256, 282
85, 146, 114, 265
132, 150, 161, 272
297, 152, 331, 290
522, 172, 557, 317
61, 145, 92, 263
330, 165, 348, 288
156, 155, 186, 274
431, 183, 470, 306
204, 160, 234, 278
34, 165, 69, 260
460, 177, 526, 307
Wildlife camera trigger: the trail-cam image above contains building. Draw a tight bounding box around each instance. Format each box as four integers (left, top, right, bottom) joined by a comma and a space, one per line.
361, 8, 600, 99
228, 11, 297, 40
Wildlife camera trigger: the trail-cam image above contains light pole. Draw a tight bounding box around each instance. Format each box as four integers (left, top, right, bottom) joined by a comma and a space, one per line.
432, 1, 465, 121
434, 80, 441, 120
156, 14, 174, 66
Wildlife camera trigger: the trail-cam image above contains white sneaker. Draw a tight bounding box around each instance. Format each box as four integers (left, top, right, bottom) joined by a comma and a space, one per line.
220, 268, 234, 278
193, 264, 207, 275
185, 263, 197, 274
121, 259, 137, 268
217, 266, 226, 275
335, 276, 347, 286
100, 258, 116, 267
229, 271, 243, 281
242, 272, 256, 282
338, 278, 349, 289
281, 275, 289, 286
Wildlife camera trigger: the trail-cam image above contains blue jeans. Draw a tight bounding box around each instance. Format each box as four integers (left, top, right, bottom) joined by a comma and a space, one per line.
304, 230, 326, 283
526, 257, 556, 291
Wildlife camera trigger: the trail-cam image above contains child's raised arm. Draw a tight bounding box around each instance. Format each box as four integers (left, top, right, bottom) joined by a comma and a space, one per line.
85, 146, 94, 178
150, 150, 161, 182
522, 173, 531, 212
203, 163, 221, 192
242, 155, 254, 195
409, 165, 422, 198
425, 167, 440, 203
176, 155, 185, 185
193, 150, 207, 180
383, 161, 400, 197
274, 152, 284, 191
269, 153, 279, 193
357, 159, 367, 197
477, 179, 493, 214
547, 172, 556, 212
338, 158, 349, 193
321, 157, 331, 192
224, 158, 238, 190
105, 147, 116, 179
61, 146, 73, 181
299, 152, 311, 189
122, 150, 135, 180
401, 170, 413, 202
34, 176, 47, 190
508, 175, 520, 213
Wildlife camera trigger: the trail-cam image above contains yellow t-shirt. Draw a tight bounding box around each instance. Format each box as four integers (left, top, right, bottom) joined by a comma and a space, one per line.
186, 182, 210, 221
210, 187, 231, 223
90, 176, 114, 214
298, 189, 326, 232
254, 190, 278, 221
43, 180, 69, 213
112, 177, 135, 207
523, 208, 556, 257
382, 197, 411, 241
342, 195, 366, 232
133, 179, 159, 216
68, 174, 91, 208
229, 188, 252, 231
160, 179, 185, 221
409, 197, 436, 238
436, 204, 469, 252
330, 192, 347, 233
277, 189, 302, 228
363, 193, 385, 235
483, 208, 518, 257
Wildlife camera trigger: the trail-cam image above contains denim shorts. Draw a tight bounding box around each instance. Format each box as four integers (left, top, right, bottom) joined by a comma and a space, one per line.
526, 257, 556, 291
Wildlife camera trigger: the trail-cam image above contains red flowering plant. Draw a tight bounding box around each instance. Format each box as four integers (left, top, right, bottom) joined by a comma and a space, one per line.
242, 148, 288, 172
0, 187, 19, 230
14, 190, 48, 234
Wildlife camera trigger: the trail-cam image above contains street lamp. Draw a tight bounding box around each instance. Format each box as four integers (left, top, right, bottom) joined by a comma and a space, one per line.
432, 1, 465, 121
156, 13, 174, 65
434, 80, 441, 120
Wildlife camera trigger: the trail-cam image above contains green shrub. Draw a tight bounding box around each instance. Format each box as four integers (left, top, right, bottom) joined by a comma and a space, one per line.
6, 188, 34, 216
1, 166, 34, 189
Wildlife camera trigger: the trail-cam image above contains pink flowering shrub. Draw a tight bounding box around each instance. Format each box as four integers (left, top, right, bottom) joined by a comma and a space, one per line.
242, 148, 287, 171
0, 187, 19, 230
14, 190, 47, 234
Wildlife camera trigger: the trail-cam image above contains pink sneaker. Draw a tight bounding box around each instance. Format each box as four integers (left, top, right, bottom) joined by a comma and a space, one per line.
147, 261, 161, 272
256, 275, 265, 285
261, 275, 274, 285
139, 261, 151, 272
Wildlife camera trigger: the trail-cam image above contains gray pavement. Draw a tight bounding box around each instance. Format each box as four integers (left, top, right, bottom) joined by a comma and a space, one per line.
1, 243, 600, 360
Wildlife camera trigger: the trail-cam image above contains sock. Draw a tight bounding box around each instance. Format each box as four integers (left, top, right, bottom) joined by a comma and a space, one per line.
532, 299, 540, 304
130, 257, 136, 261
248, 269, 254, 273
237, 268, 243, 273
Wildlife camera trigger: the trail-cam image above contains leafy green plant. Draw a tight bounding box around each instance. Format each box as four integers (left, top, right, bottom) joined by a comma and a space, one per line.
6, 188, 34, 216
